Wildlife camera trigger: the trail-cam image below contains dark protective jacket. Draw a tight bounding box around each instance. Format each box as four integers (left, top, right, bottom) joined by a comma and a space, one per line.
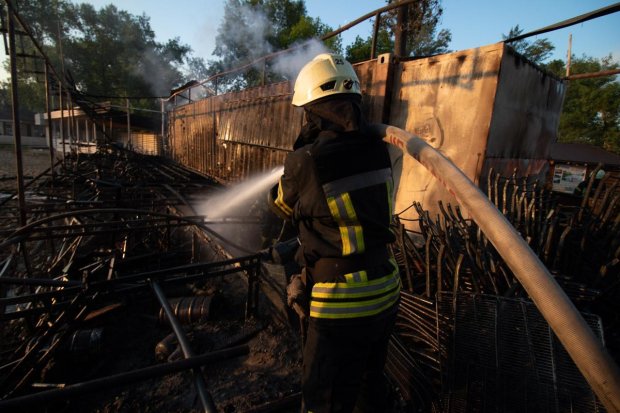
270, 95, 401, 321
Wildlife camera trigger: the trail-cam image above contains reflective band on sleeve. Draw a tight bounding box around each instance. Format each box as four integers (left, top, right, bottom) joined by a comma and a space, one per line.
323, 168, 392, 197
274, 178, 293, 218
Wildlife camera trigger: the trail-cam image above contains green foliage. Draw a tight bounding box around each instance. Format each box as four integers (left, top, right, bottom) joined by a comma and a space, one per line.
345, 0, 451, 62
543, 56, 620, 154
212, 0, 340, 90
503, 25, 555, 64
345, 30, 393, 63
2, 1, 194, 111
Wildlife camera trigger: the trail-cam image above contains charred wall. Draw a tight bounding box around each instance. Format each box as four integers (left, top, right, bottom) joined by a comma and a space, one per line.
169, 82, 303, 183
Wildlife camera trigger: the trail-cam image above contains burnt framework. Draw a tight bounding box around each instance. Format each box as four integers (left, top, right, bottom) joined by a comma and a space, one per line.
0, 148, 301, 413
386, 168, 620, 412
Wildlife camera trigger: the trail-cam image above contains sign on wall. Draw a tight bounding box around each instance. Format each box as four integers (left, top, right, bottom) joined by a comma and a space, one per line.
552, 164, 587, 194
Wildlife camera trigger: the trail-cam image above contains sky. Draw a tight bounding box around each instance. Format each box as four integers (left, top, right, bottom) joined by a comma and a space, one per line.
71, 0, 620, 64
1, 1, 619, 77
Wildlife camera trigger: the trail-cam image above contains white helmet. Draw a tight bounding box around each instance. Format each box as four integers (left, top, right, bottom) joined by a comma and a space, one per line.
291, 53, 361, 107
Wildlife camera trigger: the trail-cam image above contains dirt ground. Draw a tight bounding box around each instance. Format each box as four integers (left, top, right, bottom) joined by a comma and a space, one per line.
0, 145, 54, 192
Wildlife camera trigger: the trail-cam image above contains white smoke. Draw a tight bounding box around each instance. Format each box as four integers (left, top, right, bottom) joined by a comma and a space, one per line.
137, 47, 184, 96
214, 3, 274, 67
270, 38, 333, 81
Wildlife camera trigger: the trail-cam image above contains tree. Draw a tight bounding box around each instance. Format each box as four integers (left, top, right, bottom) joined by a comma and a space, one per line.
345, 0, 451, 63
345, 30, 393, 63
544, 56, 620, 153
211, 0, 341, 90
2, 1, 195, 111
502, 25, 555, 64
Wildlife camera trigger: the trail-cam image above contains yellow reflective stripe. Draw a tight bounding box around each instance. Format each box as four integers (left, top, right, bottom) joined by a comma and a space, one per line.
328, 195, 351, 255
353, 225, 364, 253
344, 271, 368, 283
309, 287, 400, 319
274, 178, 292, 217
312, 272, 400, 299
342, 192, 357, 218
341, 193, 364, 253
327, 193, 364, 255
310, 262, 401, 319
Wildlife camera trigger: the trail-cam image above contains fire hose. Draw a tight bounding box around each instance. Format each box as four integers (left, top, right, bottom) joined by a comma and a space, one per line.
370, 123, 620, 413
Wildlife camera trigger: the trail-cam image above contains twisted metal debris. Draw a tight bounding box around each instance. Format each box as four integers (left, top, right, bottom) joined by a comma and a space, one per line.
387, 168, 620, 412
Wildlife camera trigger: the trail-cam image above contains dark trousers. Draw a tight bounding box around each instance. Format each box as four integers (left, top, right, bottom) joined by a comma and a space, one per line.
301, 309, 397, 413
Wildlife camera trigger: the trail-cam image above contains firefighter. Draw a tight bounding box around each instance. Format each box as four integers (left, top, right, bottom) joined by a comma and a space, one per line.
268, 53, 401, 413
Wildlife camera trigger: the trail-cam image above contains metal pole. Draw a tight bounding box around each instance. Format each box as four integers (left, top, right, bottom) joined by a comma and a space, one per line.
151, 280, 218, 413
44, 64, 55, 182
564, 68, 620, 81
160, 98, 165, 153
7, 5, 27, 227
566, 33, 572, 77
59, 87, 66, 159
394, 4, 408, 58
126, 98, 131, 150
0, 345, 248, 410
370, 12, 381, 59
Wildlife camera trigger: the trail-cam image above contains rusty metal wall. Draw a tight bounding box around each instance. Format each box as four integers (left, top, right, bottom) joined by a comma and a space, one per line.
169, 82, 303, 183
168, 57, 393, 184
480, 46, 565, 184
388, 43, 504, 223
168, 46, 564, 226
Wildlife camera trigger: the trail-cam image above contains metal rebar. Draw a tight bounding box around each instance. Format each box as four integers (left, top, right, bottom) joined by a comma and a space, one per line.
0, 256, 259, 310
7, 5, 26, 227
150, 280, 217, 413
0, 345, 248, 410
44, 64, 56, 183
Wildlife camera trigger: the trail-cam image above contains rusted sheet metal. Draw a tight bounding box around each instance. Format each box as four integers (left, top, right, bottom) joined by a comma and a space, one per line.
389, 43, 504, 223
169, 82, 303, 183
355, 53, 395, 124
169, 45, 564, 227
169, 58, 398, 184
486, 46, 565, 160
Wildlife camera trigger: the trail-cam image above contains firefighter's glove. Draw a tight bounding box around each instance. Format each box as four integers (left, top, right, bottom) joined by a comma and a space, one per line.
286, 274, 306, 309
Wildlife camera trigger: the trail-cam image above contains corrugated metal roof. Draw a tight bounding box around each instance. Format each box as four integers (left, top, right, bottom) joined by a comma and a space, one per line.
550, 142, 620, 166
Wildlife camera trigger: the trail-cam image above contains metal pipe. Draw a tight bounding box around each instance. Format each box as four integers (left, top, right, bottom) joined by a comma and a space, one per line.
7, 5, 27, 227
564, 68, 620, 81
0, 277, 80, 287
0, 345, 248, 410
126, 98, 131, 150
59, 85, 66, 159
370, 12, 381, 60
371, 123, 620, 412
320, 0, 417, 42
0, 256, 260, 309
44, 64, 56, 182
394, 4, 408, 57
505, 2, 620, 43
151, 280, 217, 413
166, 0, 420, 102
